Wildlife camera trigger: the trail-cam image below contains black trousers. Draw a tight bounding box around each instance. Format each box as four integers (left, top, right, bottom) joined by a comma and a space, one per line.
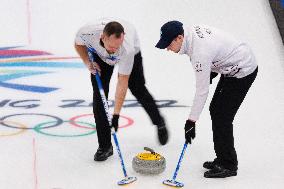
90, 52, 164, 149
209, 67, 258, 170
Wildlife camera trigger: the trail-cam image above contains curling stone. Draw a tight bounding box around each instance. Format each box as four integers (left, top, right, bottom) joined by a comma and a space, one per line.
132, 147, 166, 175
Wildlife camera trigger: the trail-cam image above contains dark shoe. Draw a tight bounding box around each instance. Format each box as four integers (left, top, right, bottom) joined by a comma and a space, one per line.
157, 125, 169, 145
203, 161, 218, 169
94, 146, 113, 161
204, 165, 237, 178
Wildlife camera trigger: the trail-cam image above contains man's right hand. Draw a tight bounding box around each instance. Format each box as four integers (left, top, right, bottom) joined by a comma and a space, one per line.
184, 119, 196, 144
87, 61, 101, 75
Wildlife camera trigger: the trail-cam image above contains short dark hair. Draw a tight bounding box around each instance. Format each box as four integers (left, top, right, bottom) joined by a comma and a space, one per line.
103, 21, 125, 38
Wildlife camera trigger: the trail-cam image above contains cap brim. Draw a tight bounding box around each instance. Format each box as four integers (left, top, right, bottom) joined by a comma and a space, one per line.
155, 39, 171, 49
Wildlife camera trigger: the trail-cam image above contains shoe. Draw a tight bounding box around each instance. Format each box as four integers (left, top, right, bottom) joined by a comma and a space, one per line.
157, 125, 169, 145
203, 161, 218, 169
94, 146, 113, 161
204, 164, 237, 178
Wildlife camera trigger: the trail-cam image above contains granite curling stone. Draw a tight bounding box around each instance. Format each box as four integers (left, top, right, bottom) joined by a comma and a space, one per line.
132, 147, 166, 175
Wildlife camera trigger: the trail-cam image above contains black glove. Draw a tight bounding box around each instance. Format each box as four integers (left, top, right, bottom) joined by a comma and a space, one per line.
184, 120, 196, 144
111, 114, 120, 132
210, 72, 218, 84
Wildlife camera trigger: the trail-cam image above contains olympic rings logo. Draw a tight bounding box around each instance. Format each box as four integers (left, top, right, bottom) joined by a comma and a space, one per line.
0, 113, 134, 137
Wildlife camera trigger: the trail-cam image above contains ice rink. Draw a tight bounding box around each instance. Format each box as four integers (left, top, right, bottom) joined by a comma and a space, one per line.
1, 0, 284, 188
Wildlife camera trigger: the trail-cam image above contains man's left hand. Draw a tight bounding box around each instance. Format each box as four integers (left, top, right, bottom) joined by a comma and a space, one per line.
111, 114, 120, 132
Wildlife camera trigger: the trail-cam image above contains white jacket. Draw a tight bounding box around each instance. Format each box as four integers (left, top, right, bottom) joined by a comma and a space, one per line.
179, 25, 258, 121
75, 18, 140, 75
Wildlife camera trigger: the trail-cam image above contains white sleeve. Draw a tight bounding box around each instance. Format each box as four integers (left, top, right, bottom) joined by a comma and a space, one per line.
74, 24, 100, 47
118, 50, 135, 75
188, 55, 211, 121
74, 27, 86, 45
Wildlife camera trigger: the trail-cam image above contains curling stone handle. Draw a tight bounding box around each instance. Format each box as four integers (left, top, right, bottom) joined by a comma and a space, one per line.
144, 147, 155, 154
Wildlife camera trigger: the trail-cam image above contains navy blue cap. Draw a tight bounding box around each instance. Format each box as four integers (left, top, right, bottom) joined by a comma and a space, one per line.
155, 21, 184, 49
